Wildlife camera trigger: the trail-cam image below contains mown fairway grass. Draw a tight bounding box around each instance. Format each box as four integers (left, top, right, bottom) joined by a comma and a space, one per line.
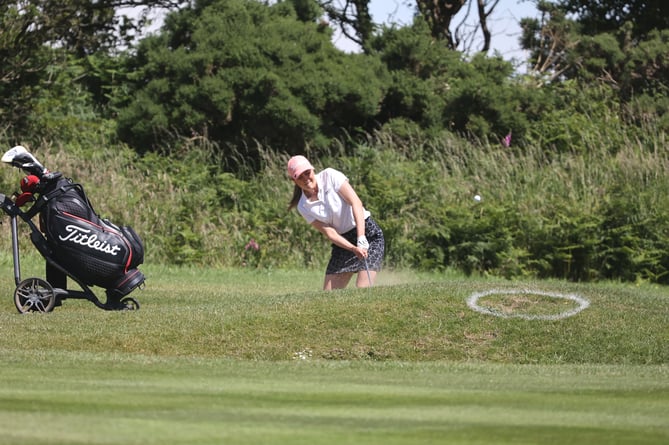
0, 257, 667, 444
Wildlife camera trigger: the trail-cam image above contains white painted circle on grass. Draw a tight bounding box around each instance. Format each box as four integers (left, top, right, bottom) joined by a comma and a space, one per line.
467, 288, 590, 320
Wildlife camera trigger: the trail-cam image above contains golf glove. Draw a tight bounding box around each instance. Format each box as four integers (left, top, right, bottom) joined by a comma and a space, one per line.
357, 236, 369, 249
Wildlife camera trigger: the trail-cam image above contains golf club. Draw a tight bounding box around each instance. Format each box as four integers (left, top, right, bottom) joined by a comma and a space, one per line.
364, 257, 372, 288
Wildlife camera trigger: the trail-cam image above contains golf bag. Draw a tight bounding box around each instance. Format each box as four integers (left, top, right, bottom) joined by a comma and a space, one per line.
39, 176, 145, 295
1, 145, 145, 311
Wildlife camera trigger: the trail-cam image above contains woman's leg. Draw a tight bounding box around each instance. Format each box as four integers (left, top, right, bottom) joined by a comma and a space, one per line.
356, 269, 376, 288
324, 272, 354, 290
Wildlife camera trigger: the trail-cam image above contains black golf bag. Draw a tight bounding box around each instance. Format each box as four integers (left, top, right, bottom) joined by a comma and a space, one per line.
1, 145, 145, 311
39, 176, 145, 298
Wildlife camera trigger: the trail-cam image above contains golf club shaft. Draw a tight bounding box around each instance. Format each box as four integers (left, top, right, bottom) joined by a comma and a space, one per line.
364, 257, 372, 287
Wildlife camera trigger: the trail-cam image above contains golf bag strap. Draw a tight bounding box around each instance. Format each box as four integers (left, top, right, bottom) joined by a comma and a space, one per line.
23, 194, 48, 219
24, 181, 92, 220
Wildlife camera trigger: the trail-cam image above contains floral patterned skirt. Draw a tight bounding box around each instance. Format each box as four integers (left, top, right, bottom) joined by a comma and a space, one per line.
326, 217, 384, 274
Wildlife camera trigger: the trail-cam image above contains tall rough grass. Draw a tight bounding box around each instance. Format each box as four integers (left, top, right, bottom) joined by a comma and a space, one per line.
0, 122, 667, 282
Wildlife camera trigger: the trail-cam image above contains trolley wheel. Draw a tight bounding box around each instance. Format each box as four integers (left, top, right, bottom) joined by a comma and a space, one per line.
14, 278, 56, 313
120, 297, 140, 311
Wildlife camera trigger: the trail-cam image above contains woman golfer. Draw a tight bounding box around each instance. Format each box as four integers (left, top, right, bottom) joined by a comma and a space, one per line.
287, 155, 384, 289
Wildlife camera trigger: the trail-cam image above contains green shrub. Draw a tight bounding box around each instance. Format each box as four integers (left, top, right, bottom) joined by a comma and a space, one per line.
2, 104, 668, 284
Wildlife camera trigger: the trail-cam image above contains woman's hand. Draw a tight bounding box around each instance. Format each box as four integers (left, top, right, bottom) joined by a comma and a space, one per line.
312, 221, 368, 259
352, 245, 368, 260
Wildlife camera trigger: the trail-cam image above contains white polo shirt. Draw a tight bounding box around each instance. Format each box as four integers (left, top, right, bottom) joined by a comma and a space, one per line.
297, 168, 370, 234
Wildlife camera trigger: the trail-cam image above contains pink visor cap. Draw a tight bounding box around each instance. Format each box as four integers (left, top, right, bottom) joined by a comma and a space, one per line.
287, 155, 314, 180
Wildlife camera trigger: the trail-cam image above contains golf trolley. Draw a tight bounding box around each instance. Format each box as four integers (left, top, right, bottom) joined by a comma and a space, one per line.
0, 146, 145, 313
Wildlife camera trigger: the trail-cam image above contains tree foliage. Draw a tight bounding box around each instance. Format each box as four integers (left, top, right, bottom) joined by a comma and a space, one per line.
116, 0, 387, 164
318, 1, 503, 54
413, 0, 501, 52
520, 1, 575, 80
520, 0, 669, 133
557, 0, 669, 39
0, 0, 181, 139
318, 0, 374, 50
415, 0, 466, 49
371, 18, 545, 145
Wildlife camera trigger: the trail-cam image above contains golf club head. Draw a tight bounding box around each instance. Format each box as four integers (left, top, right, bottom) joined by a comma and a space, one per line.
1, 145, 47, 177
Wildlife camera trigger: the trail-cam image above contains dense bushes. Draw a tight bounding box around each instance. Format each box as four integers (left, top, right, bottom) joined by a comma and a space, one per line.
112, 3, 576, 165
2, 111, 668, 284
116, 0, 387, 162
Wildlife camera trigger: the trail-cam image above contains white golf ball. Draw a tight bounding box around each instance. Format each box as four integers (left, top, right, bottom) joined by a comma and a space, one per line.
474, 194, 482, 202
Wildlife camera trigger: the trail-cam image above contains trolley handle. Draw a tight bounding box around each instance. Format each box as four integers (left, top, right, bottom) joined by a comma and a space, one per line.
0, 193, 21, 217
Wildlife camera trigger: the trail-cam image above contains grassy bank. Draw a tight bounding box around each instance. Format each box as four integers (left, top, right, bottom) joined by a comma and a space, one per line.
0, 259, 666, 364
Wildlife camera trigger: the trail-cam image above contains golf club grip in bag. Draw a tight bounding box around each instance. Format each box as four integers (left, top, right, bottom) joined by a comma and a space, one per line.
40, 177, 144, 290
